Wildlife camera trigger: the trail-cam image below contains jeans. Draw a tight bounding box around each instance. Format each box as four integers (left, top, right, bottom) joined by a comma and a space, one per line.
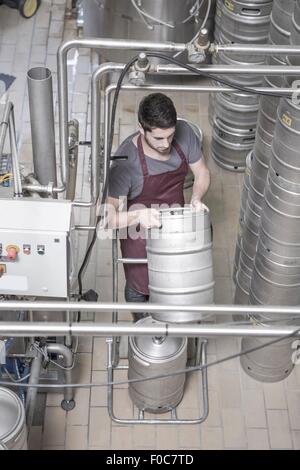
124, 283, 150, 322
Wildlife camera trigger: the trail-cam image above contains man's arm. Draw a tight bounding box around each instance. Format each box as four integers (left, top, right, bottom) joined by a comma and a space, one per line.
189, 158, 211, 208
106, 196, 160, 229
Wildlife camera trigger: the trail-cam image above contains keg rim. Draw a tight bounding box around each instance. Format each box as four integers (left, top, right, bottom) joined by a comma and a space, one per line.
0, 387, 25, 443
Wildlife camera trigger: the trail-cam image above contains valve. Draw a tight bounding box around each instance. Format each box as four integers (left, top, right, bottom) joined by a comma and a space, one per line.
129, 53, 150, 86
188, 28, 211, 63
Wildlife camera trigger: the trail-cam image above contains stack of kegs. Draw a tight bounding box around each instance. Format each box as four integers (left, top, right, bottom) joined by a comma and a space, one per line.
127, 207, 215, 413
233, 151, 252, 282
233, 0, 295, 304
240, 97, 300, 381
211, 0, 273, 171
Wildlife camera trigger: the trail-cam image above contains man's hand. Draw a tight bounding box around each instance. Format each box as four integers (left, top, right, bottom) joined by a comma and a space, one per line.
136, 208, 161, 229
190, 197, 209, 212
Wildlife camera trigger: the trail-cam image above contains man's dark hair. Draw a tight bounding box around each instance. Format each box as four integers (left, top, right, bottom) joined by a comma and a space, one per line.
138, 93, 177, 132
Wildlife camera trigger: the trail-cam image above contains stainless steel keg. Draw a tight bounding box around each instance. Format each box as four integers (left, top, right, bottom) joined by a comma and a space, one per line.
128, 317, 187, 413
240, 333, 295, 382
218, 0, 273, 62
0, 388, 27, 450
288, 0, 300, 66
214, 91, 259, 131
147, 207, 214, 323
269, 0, 294, 48
211, 118, 255, 172
233, 151, 252, 282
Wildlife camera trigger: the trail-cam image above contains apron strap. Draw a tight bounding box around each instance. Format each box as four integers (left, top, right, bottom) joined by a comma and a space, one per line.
137, 134, 149, 177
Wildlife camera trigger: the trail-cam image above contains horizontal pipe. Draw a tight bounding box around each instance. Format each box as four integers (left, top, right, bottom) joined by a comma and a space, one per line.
1, 301, 300, 316
105, 83, 294, 96
117, 258, 148, 264
58, 39, 186, 195
22, 183, 65, 195
155, 64, 300, 75
0, 322, 298, 338
214, 44, 300, 55
74, 225, 96, 231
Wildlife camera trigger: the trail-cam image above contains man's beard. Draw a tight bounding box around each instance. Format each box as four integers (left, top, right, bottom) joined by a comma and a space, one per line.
144, 134, 171, 155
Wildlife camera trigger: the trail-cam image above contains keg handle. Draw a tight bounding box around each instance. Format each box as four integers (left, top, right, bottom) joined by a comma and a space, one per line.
241, 8, 261, 16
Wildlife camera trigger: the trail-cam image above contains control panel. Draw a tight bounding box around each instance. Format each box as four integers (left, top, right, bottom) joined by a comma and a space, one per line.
0, 199, 74, 298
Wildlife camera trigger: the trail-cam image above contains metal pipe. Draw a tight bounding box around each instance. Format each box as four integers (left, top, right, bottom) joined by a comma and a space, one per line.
26, 349, 43, 428
8, 109, 22, 198
106, 83, 293, 96
112, 234, 120, 367
0, 101, 12, 157
21, 183, 64, 195
155, 64, 300, 75
1, 301, 300, 316
74, 225, 96, 231
57, 39, 186, 196
46, 343, 74, 407
27, 67, 57, 190
214, 44, 300, 56
66, 119, 79, 201
117, 258, 148, 264
71, 63, 125, 208
0, 322, 299, 338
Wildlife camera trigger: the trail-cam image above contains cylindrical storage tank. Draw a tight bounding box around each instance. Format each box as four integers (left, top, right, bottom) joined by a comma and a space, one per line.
82, 0, 216, 62
218, 0, 273, 62
240, 331, 295, 382
147, 207, 214, 323
27, 67, 57, 189
287, 0, 300, 66
0, 388, 27, 450
211, 118, 255, 172
212, 52, 264, 87
128, 317, 187, 413
214, 91, 259, 131
269, 0, 295, 53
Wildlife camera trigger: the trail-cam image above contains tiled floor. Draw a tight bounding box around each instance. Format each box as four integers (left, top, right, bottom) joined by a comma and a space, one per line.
1, 0, 300, 450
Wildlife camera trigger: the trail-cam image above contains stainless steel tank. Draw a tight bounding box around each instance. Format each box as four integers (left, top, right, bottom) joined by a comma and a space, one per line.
216, 0, 273, 62
82, 0, 216, 62
147, 207, 214, 323
240, 327, 295, 382
0, 388, 27, 450
211, 117, 255, 172
128, 317, 187, 413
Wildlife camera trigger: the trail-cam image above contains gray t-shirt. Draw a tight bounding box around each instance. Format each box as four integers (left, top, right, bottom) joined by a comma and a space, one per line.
108, 120, 202, 200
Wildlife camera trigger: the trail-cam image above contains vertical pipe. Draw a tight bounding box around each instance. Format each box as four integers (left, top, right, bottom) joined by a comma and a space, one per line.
46, 343, 75, 410
8, 109, 23, 198
0, 101, 12, 157
27, 67, 57, 189
66, 119, 79, 201
25, 350, 43, 428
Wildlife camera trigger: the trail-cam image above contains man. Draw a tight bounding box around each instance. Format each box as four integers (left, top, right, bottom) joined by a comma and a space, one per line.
107, 93, 210, 318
